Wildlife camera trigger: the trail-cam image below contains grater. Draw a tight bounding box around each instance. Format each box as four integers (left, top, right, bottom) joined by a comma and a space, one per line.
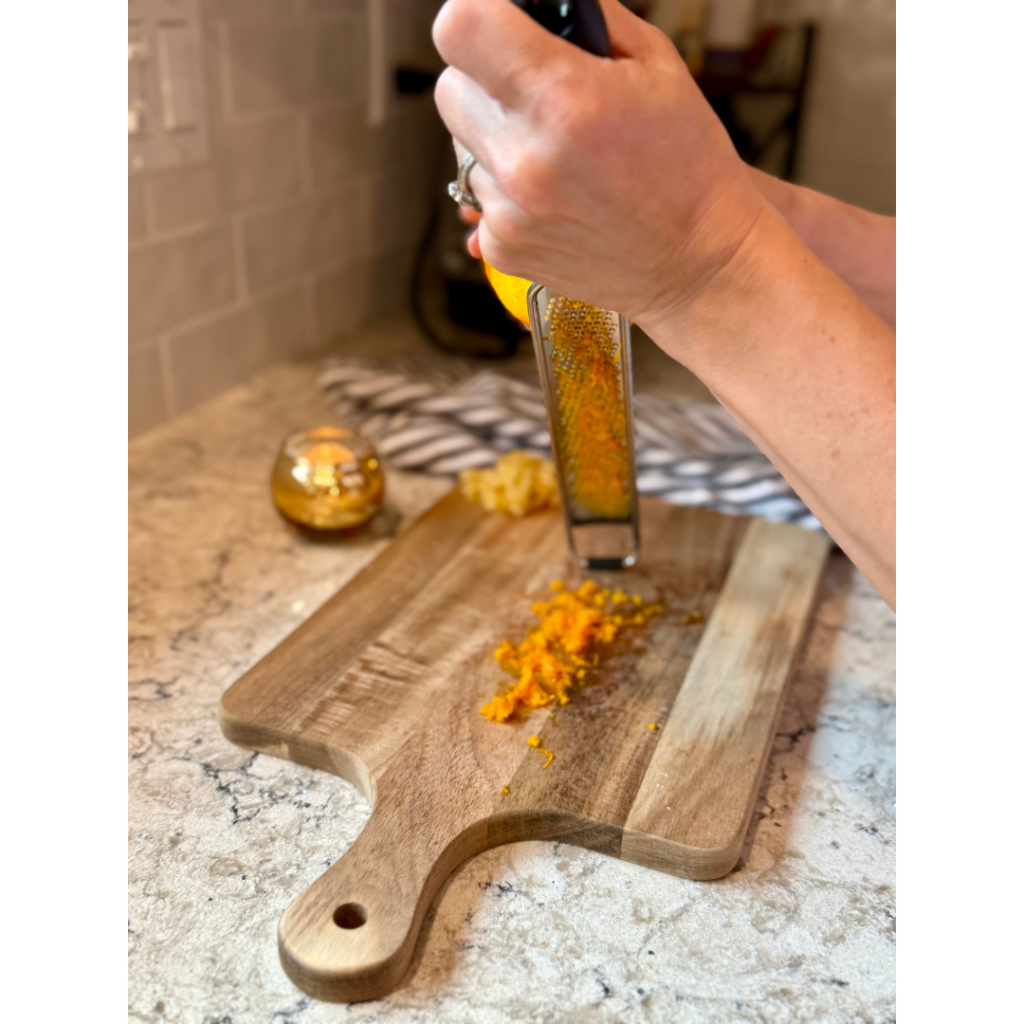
527, 283, 640, 569
508, 0, 640, 569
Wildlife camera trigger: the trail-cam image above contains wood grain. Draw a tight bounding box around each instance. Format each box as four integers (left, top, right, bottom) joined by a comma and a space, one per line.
219, 490, 830, 1001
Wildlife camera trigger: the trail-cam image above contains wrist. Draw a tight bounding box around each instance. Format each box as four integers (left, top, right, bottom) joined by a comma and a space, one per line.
635, 198, 793, 368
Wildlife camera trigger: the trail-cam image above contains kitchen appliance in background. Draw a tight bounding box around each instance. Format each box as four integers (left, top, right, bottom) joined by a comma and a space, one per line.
411, 158, 526, 358
649, 0, 818, 180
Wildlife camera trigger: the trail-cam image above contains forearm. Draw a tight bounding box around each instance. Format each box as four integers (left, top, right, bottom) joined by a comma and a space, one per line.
641, 205, 896, 607
749, 168, 897, 329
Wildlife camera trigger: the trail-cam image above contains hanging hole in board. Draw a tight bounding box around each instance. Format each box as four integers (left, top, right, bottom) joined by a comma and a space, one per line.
333, 902, 368, 929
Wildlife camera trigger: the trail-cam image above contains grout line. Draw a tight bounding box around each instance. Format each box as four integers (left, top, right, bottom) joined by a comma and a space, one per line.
127, 334, 161, 356
157, 335, 177, 418
128, 218, 223, 250
217, 95, 364, 127
130, 141, 421, 254
296, 109, 313, 196
216, 20, 236, 123
207, 165, 400, 242
161, 279, 308, 344
232, 214, 249, 301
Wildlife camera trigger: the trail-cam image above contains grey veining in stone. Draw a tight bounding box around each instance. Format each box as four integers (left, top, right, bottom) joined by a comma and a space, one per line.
129, 332, 895, 1024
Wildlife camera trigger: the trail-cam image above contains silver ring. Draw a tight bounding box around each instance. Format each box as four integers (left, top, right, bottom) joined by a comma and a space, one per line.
448, 153, 482, 212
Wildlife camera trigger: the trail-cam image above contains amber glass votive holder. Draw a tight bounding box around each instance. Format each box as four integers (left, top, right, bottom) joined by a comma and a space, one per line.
271, 426, 384, 531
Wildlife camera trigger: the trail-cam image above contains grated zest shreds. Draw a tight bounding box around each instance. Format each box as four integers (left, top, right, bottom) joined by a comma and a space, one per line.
459, 450, 559, 518
480, 579, 663, 723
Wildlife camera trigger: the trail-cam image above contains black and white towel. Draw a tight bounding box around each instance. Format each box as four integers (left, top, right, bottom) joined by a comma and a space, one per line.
318, 358, 821, 530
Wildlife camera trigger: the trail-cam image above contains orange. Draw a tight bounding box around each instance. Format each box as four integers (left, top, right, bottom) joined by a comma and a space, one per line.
483, 260, 532, 326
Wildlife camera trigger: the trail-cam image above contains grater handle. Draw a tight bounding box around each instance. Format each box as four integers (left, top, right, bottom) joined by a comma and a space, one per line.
511, 0, 612, 57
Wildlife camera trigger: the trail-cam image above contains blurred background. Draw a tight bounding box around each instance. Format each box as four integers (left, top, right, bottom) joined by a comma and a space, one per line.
128, 0, 895, 439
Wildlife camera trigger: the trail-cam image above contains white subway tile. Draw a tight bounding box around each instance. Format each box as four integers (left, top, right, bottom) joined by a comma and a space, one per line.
301, 0, 365, 15
365, 165, 434, 258
220, 114, 303, 208
225, 18, 363, 116
243, 184, 371, 291
129, 225, 237, 341
129, 343, 170, 438
167, 287, 311, 412
147, 166, 222, 234
316, 244, 417, 343
315, 261, 374, 341
308, 102, 428, 185
207, 0, 299, 17
226, 23, 310, 115
797, 156, 895, 216
126, 179, 147, 242
147, 116, 302, 234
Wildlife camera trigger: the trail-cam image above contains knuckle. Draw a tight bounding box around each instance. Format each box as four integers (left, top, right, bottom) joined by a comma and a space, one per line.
557, 95, 602, 148
503, 152, 556, 217
487, 200, 540, 260
482, 236, 526, 280
432, 67, 457, 116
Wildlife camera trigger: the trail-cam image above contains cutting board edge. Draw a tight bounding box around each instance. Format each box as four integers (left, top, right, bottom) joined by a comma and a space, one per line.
620, 825, 745, 881
218, 701, 376, 800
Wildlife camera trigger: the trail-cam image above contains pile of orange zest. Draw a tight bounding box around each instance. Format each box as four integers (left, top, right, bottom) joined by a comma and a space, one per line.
501, 786, 510, 794
459, 450, 559, 517
479, 578, 663, 723
527, 734, 555, 768
547, 298, 631, 520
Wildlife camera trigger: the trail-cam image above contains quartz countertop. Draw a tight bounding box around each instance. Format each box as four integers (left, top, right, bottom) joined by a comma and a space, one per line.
129, 329, 895, 1024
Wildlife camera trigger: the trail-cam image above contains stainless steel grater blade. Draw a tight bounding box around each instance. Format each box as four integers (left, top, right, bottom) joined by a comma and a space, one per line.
527, 282, 640, 569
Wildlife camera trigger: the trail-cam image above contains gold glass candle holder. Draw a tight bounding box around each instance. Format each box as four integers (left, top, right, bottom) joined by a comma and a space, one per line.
271, 426, 384, 531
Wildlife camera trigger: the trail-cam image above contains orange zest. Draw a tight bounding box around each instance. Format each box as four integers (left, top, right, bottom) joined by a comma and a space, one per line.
480, 579, 663, 723
547, 299, 631, 521
527, 735, 555, 768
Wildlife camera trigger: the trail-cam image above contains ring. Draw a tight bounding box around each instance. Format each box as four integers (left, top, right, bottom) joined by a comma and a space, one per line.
448, 153, 482, 213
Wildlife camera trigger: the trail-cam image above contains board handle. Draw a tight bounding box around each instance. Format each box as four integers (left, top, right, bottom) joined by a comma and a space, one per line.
277, 772, 488, 1002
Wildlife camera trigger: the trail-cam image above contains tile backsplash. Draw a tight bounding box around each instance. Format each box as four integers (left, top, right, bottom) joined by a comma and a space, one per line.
129, 0, 895, 440
129, 0, 446, 438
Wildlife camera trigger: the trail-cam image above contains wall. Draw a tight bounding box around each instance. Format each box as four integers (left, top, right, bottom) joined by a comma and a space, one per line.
766, 0, 896, 214
128, 0, 447, 438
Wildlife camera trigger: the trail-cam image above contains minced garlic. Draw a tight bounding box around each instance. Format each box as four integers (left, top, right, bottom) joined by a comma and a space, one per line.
459, 450, 559, 518
480, 579, 662, 723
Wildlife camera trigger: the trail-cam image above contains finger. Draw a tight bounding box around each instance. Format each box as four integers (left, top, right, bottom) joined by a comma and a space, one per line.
434, 0, 590, 103
475, 214, 531, 281
450, 136, 504, 213
435, 67, 510, 172
466, 227, 481, 259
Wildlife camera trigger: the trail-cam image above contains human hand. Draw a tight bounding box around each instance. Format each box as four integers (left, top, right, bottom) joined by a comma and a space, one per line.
432, 0, 770, 330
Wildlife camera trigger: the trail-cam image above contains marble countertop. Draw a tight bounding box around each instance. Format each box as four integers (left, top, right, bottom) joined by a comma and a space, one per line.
128, 336, 895, 1024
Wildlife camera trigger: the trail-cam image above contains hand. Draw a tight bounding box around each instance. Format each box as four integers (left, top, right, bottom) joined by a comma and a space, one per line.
432, 0, 769, 329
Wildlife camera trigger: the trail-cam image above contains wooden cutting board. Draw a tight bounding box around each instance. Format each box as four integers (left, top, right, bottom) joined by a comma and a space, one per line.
220, 490, 830, 1002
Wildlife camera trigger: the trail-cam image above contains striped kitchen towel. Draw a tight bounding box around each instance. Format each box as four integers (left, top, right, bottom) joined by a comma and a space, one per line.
318, 357, 821, 529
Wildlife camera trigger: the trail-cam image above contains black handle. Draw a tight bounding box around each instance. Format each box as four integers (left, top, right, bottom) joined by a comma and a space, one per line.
511, 0, 611, 57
